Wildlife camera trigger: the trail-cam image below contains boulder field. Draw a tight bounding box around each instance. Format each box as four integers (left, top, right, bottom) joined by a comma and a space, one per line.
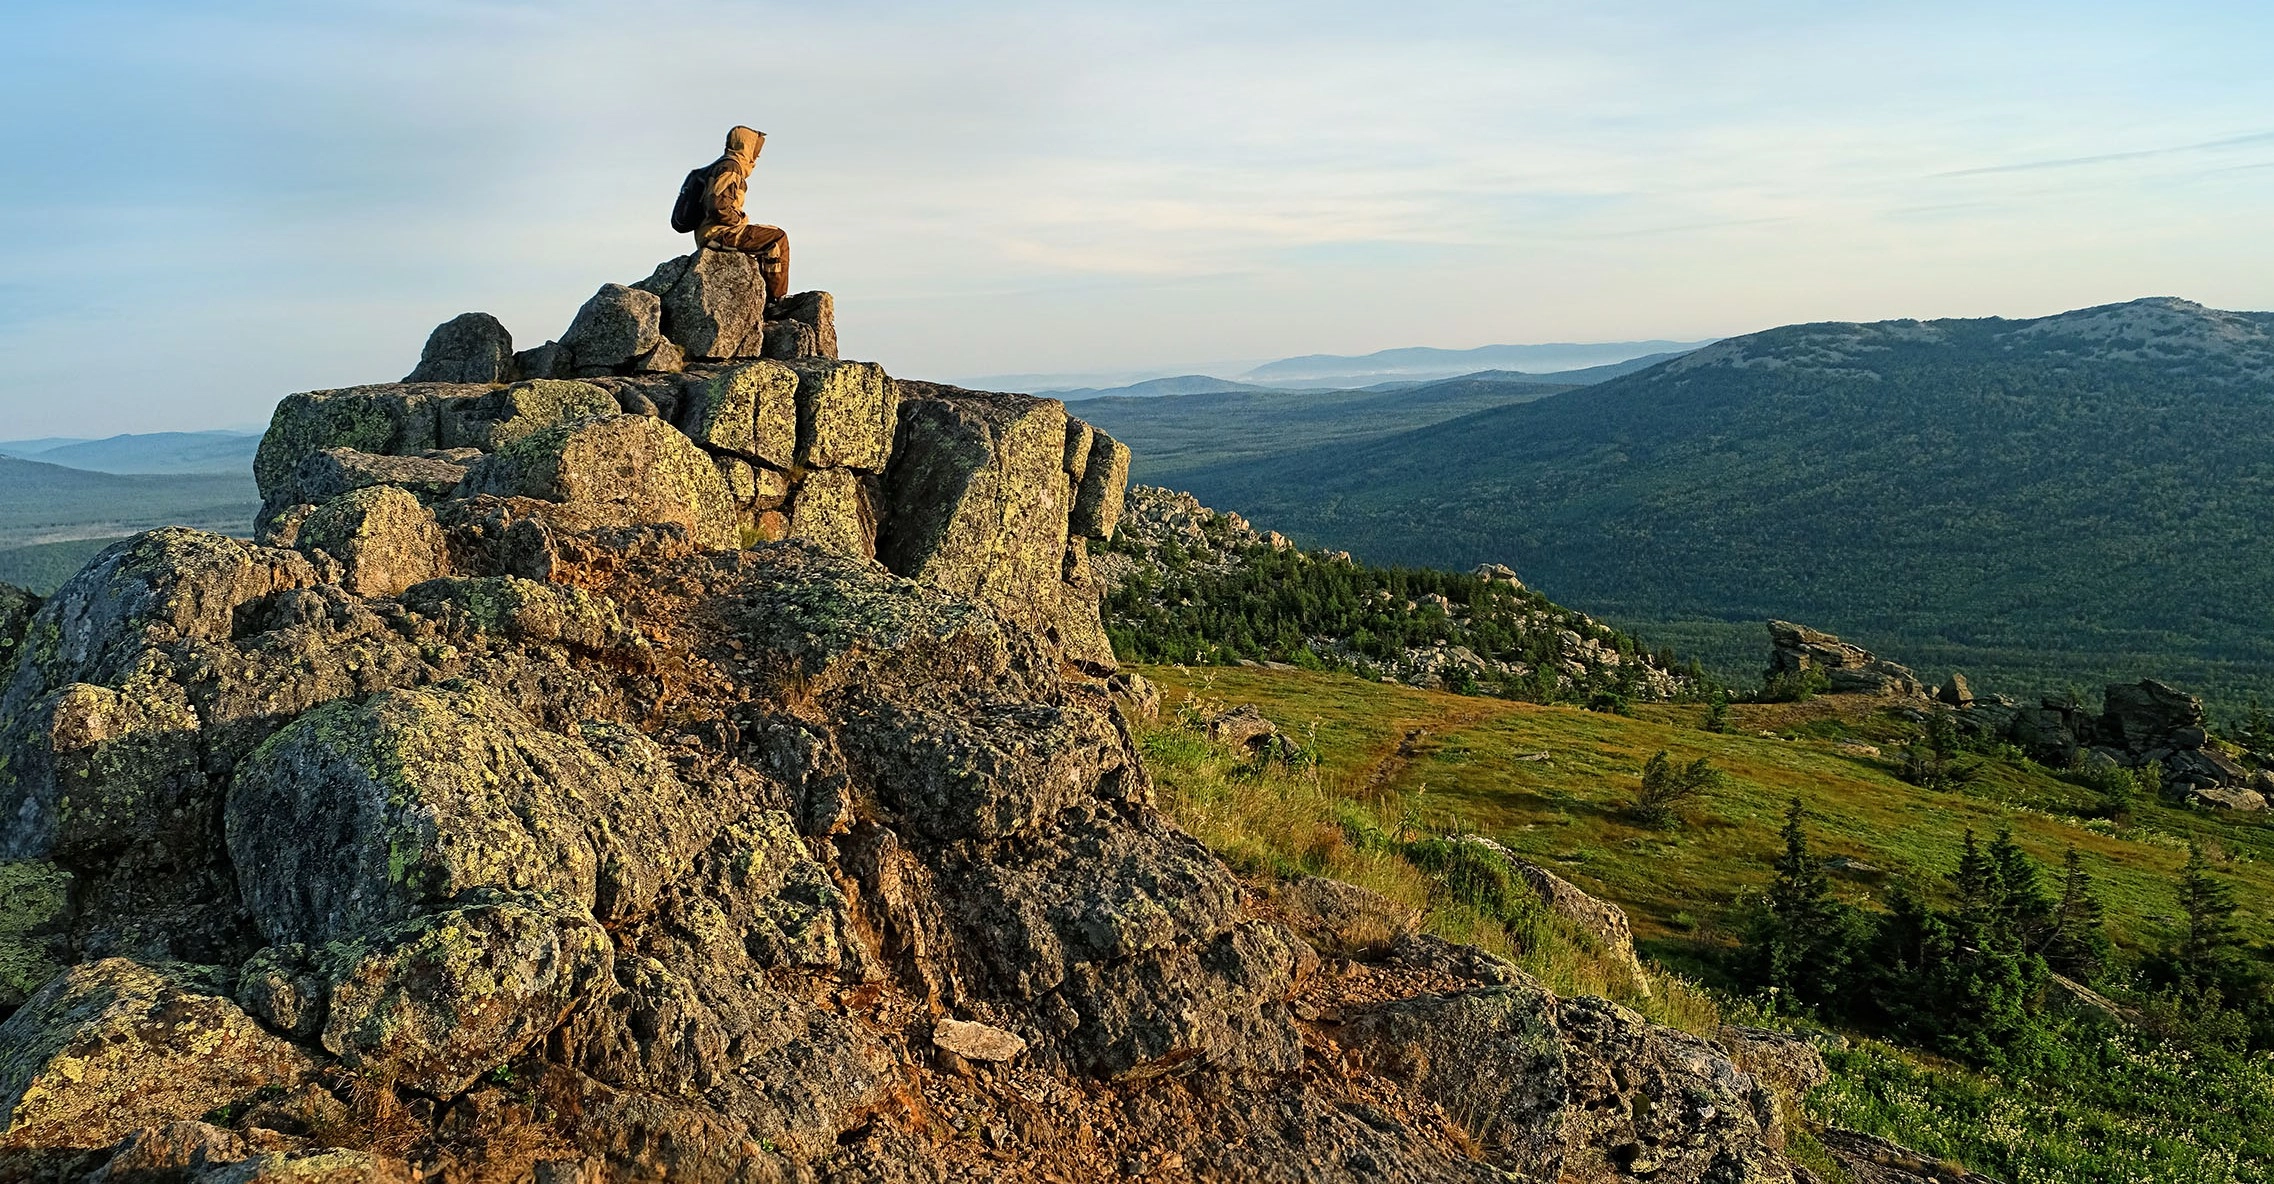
0, 257, 1808, 1183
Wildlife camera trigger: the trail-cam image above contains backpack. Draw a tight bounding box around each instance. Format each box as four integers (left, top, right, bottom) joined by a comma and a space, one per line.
670, 165, 713, 234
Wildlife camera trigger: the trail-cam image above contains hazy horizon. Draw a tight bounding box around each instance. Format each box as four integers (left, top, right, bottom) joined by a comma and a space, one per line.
4, 1, 2272, 437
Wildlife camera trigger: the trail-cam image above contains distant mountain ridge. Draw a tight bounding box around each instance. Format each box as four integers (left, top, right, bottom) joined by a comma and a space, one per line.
1147, 296, 2274, 706
0, 429, 260, 474
1243, 338, 1713, 384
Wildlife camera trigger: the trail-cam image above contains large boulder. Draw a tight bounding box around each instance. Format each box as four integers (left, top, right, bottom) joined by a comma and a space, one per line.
457, 414, 738, 550
320, 893, 612, 1094
1068, 429, 1130, 540
0, 861, 72, 1011
1715, 1026, 1830, 1151
1339, 984, 1567, 1177
272, 448, 473, 513
763, 291, 839, 362
437, 379, 618, 451
792, 361, 897, 471
404, 312, 515, 384
560, 284, 663, 372
254, 384, 486, 502
294, 485, 445, 599
635, 250, 768, 360
786, 467, 877, 559
877, 389, 1076, 648
224, 682, 717, 945
0, 960, 316, 1150
1557, 996, 1790, 1183
0, 583, 34, 685
2099, 679, 2206, 750
675, 360, 798, 467
1766, 620, 1923, 697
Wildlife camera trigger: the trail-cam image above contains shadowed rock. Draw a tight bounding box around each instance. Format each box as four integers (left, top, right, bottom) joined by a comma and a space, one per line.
637, 250, 767, 360
0, 960, 316, 1151
405, 312, 515, 384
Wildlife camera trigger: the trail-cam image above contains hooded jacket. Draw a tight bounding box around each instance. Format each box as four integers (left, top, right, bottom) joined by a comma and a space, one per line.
699, 126, 764, 234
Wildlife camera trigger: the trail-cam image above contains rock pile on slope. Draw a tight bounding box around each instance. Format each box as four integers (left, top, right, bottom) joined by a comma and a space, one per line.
1100, 486, 1694, 700
1956, 678, 2272, 807
0, 261, 1806, 1183
1766, 620, 1924, 698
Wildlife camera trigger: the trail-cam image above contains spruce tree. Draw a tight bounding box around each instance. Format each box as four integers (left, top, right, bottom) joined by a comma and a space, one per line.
2045, 846, 2111, 981
1740, 798, 1855, 1010
2174, 841, 2242, 992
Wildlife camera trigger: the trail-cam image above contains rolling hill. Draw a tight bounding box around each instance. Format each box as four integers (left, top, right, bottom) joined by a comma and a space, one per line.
1149, 297, 2274, 706
0, 455, 259, 552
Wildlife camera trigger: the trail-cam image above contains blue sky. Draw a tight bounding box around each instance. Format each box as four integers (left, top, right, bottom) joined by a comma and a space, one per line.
2, 1, 2271, 436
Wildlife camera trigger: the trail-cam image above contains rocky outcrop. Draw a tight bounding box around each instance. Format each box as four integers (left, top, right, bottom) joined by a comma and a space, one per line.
1953, 677, 2261, 805
0, 260, 1808, 1183
1099, 486, 1696, 699
404, 312, 515, 385
1767, 620, 1924, 697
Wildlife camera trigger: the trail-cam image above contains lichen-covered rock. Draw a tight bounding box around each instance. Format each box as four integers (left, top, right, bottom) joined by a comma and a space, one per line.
402, 576, 640, 652
320, 893, 612, 1095
877, 389, 1076, 652
1558, 995, 1791, 1183
457, 414, 737, 550
253, 385, 486, 503
839, 697, 1120, 842
2, 678, 204, 863
83, 1120, 249, 1182
0, 583, 36, 686
792, 361, 896, 471
191, 1148, 416, 1183
273, 448, 472, 514
404, 312, 515, 384
676, 359, 798, 466
636, 250, 768, 360
1069, 429, 1129, 540
437, 379, 618, 452
559, 284, 662, 371
1062, 420, 1094, 485
0, 959, 315, 1150
233, 945, 326, 1041
514, 340, 572, 381
0, 861, 72, 1011
786, 467, 877, 559
294, 485, 444, 599
1716, 1026, 1830, 1151
226, 682, 720, 945
1340, 983, 1567, 1177
763, 291, 838, 362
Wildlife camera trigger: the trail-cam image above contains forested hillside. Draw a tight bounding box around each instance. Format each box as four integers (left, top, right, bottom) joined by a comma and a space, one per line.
1149, 298, 2274, 707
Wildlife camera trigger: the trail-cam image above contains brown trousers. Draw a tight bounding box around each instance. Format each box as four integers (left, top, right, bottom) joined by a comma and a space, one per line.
697, 223, 790, 301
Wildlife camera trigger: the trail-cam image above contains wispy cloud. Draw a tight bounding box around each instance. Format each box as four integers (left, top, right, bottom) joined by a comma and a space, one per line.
2, 1, 2273, 435
1934, 130, 2274, 178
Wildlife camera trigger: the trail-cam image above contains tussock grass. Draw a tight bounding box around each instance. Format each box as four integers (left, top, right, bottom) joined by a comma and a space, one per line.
1139, 673, 1719, 1034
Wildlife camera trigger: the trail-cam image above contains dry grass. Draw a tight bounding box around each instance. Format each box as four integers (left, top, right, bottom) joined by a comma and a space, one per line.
1138, 673, 1720, 1035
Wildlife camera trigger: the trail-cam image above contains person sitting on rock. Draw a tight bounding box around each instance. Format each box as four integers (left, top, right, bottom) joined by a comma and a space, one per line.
691, 126, 790, 301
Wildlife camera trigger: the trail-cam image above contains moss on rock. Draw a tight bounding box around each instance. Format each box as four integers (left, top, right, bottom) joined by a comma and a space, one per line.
0, 959, 315, 1150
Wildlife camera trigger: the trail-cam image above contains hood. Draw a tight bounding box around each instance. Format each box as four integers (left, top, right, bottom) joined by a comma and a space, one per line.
724, 126, 764, 169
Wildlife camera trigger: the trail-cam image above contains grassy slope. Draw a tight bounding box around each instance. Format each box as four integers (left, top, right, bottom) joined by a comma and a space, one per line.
1077, 380, 1581, 486
1143, 665, 2274, 959
1138, 663, 2274, 1182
